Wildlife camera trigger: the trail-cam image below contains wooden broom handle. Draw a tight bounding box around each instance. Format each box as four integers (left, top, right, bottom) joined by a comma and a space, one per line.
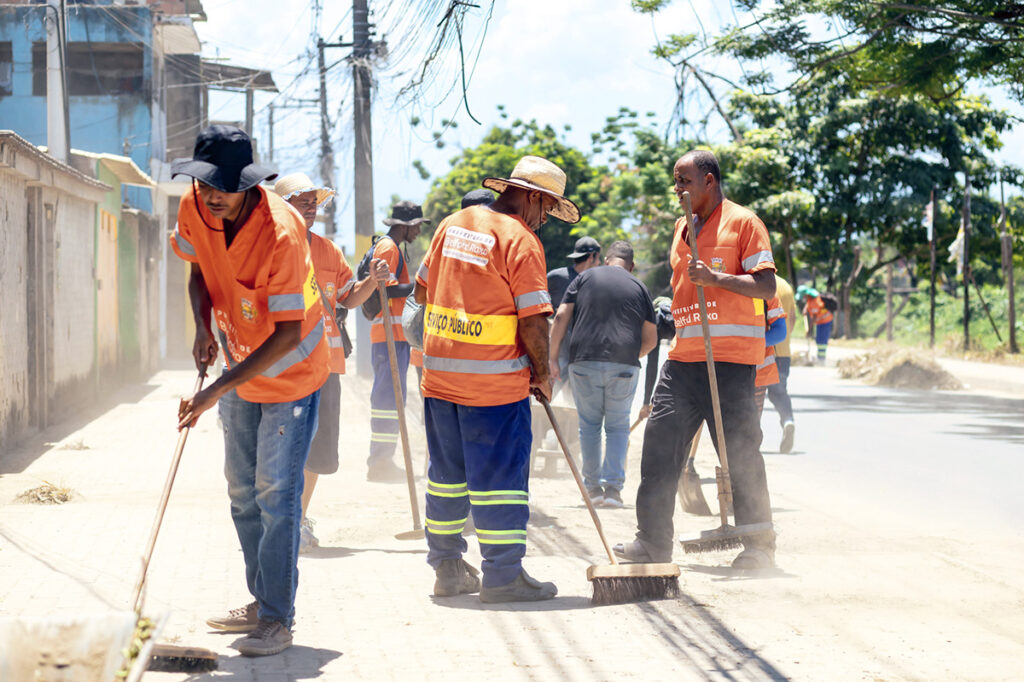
378, 281, 421, 531
682, 192, 732, 527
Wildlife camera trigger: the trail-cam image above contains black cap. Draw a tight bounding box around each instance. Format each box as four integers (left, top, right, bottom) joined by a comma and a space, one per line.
567, 236, 601, 259
461, 189, 494, 209
170, 125, 276, 193
383, 200, 430, 226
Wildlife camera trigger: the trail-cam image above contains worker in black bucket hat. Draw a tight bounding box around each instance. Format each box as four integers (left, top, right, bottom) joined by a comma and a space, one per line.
170, 124, 328, 657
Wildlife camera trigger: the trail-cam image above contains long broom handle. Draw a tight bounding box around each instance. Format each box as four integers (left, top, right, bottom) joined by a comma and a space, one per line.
539, 395, 618, 566
131, 365, 208, 614
682, 192, 732, 528
378, 281, 422, 531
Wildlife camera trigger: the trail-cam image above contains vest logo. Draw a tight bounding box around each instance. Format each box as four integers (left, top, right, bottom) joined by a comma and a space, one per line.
326, 282, 336, 299
710, 256, 725, 272
240, 298, 257, 321
442, 226, 496, 267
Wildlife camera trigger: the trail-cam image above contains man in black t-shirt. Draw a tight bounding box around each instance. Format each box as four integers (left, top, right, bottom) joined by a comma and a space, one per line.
549, 241, 657, 508
546, 236, 601, 398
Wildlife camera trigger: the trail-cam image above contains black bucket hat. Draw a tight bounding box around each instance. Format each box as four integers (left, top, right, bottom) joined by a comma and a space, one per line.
171, 125, 277, 193
382, 200, 430, 227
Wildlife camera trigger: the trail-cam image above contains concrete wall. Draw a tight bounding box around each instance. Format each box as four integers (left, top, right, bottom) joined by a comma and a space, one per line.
0, 168, 30, 445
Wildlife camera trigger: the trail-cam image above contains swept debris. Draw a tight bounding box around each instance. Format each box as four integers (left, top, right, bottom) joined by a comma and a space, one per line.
15, 481, 76, 505
837, 349, 963, 390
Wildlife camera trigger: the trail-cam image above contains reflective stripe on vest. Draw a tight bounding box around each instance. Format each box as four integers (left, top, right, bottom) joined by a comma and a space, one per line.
327, 335, 344, 348
476, 528, 527, 545
756, 354, 776, 371
742, 249, 774, 272
767, 306, 784, 320
423, 303, 518, 346
469, 489, 529, 506
263, 317, 325, 377
514, 289, 551, 311
676, 323, 765, 340
173, 228, 196, 257
423, 354, 529, 375
269, 293, 304, 313
427, 480, 469, 498
417, 262, 429, 285
425, 517, 468, 535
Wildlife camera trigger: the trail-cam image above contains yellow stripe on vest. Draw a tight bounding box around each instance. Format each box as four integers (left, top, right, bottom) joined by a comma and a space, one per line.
424, 303, 517, 346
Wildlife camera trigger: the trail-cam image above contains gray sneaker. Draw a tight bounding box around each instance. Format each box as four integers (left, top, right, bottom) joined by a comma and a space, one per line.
602, 487, 624, 508
237, 619, 293, 657
433, 558, 481, 597
206, 601, 259, 633
479, 570, 557, 603
299, 517, 319, 554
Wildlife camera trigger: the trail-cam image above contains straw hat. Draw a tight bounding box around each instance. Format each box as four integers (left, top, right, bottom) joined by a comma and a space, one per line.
482, 155, 581, 224
273, 172, 336, 206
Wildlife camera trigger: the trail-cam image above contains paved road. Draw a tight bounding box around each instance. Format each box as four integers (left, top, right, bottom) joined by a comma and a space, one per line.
1, 354, 1022, 681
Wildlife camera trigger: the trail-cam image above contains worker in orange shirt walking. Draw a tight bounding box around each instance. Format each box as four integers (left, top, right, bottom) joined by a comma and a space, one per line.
413, 156, 578, 602
171, 126, 327, 656
274, 173, 389, 551
797, 285, 834, 365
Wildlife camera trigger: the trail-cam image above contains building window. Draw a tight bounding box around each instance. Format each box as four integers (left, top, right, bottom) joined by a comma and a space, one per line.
32, 42, 145, 97
0, 42, 12, 96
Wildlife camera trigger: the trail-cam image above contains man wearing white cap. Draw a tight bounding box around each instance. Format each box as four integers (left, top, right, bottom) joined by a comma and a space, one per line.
274, 173, 389, 550
413, 155, 580, 602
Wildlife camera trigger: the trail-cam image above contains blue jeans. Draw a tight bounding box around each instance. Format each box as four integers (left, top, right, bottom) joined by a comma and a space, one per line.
568, 361, 640, 491
218, 388, 320, 628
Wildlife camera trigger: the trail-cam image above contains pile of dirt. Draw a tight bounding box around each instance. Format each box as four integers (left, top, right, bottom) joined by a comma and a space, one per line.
15, 481, 76, 504
837, 349, 964, 390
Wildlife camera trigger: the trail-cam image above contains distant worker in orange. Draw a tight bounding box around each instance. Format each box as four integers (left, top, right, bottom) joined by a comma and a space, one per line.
413, 155, 579, 602
797, 285, 834, 365
274, 173, 389, 551
754, 295, 787, 416
767, 275, 797, 453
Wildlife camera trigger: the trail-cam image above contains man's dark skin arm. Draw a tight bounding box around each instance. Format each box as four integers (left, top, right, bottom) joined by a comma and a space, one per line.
518, 313, 552, 402
178, 264, 303, 429
687, 262, 776, 300
386, 282, 415, 298
413, 281, 427, 305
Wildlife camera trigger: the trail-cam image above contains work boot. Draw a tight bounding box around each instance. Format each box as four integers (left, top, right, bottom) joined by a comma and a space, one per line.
612, 538, 672, 563
779, 421, 795, 454
731, 545, 776, 570
299, 517, 319, 554
479, 569, 557, 603
206, 601, 259, 633
366, 458, 406, 483
433, 558, 481, 597
236, 619, 292, 657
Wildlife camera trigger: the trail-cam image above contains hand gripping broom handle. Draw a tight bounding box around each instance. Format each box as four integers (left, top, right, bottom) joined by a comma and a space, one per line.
682, 191, 732, 528
378, 281, 422, 531
539, 395, 618, 565
131, 365, 208, 614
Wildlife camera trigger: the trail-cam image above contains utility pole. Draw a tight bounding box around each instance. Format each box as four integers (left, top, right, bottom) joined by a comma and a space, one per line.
352, 0, 376, 377
45, 0, 68, 162
268, 103, 274, 163
317, 39, 337, 236
962, 172, 971, 352
1000, 172, 1018, 353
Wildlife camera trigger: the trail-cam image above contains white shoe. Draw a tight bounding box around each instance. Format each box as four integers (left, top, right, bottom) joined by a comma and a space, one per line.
299, 517, 318, 553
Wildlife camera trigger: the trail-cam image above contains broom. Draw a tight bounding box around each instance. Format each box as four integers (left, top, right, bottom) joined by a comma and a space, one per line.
538, 396, 680, 605
676, 191, 774, 554
123, 365, 217, 674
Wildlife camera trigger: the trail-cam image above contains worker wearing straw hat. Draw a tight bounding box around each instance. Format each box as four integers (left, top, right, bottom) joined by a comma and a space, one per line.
413, 155, 579, 602
274, 172, 389, 551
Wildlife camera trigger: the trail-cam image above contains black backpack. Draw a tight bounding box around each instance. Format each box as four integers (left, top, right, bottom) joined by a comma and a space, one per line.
820, 292, 839, 312
356, 235, 405, 321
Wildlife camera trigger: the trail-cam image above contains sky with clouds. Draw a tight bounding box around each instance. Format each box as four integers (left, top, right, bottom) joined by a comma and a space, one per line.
195, 0, 1023, 253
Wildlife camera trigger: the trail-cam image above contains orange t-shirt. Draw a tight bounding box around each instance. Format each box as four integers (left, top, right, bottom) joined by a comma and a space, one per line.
170, 186, 329, 403
668, 199, 777, 366
309, 232, 355, 374
804, 296, 834, 325
416, 205, 552, 407
410, 347, 423, 368
370, 236, 408, 343
755, 295, 785, 388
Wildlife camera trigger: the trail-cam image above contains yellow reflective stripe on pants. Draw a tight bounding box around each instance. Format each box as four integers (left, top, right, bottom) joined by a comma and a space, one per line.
425, 517, 467, 535
370, 409, 398, 419
427, 480, 469, 498
469, 490, 529, 506
370, 433, 398, 443
476, 528, 527, 545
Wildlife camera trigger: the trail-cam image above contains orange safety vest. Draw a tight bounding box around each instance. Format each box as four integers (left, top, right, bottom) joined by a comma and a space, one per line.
309, 232, 356, 374
416, 205, 553, 407
171, 186, 329, 403
755, 295, 785, 388
667, 199, 777, 366
370, 237, 409, 343
804, 295, 834, 325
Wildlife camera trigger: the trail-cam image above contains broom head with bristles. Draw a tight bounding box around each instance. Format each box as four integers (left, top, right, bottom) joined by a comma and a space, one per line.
587, 563, 681, 605
678, 521, 774, 554
147, 644, 218, 673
